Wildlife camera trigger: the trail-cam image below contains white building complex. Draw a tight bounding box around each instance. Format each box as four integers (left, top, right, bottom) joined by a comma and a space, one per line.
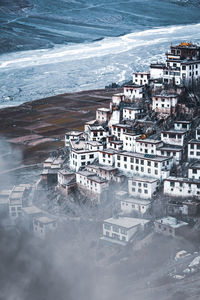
101, 217, 150, 245
164, 177, 200, 198
128, 176, 159, 199
150, 42, 200, 86
121, 198, 151, 215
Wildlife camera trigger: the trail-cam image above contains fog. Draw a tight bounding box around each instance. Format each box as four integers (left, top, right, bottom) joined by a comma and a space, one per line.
0, 139, 199, 300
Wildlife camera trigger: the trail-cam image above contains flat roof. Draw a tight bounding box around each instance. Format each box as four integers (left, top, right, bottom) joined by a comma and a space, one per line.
136, 139, 162, 144
97, 108, 110, 112
133, 71, 150, 75
89, 175, 107, 184
124, 133, 140, 137
109, 140, 123, 145
58, 169, 74, 176
44, 157, 55, 163
53, 158, 65, 164
76, 170, 94, 177
175, 121, 192, 124
77, 170, 107, 183
189, 162, 200, 170
35, 216, 56, 224
112, 123, 132, 128
119, 151, 172, 162
124, 84, 143, 88
65, 130, 83, 136
157, 145, 183, 152
104, 217, 149, 229
87, 141, 102, 146
150, 63, 165, 68
100, 149, 117, 155
112, 93, 124, 96
122, 198, 151, 205
123, 107, 141, 111
89, 125, 105, 131
162, 129, 187, 134
164, 176, 200, 184
129, 176, 158, 183
22, 206, 43, 215
155, 216, 188, 229
153, 93, 178, 98
188, 139, 200, 144
86, 164, 117, 172
182, 60, 200, 65
70, 139, 86, 150
85, 120, 96, 125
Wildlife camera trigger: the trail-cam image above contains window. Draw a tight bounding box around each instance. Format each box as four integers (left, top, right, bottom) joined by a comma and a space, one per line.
138, 189, 142, 193
144, 190, 148, 194
170, 182, 175, 187
81, 155, 86, 160
148, 161, 151, 166
112, 233, 120, 240
89, 154, 94, 159
121, 228, 127, 235
113, 226, 119, 233
104, 223, 111, 230
124, 157, 127, 162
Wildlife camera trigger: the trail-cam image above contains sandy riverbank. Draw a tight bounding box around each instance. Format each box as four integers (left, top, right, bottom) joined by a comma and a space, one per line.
0, 88, 122, 165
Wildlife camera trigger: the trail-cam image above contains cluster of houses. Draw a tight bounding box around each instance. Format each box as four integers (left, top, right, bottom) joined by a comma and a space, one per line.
2, 42, 200, 244
0, 184, 57, 239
